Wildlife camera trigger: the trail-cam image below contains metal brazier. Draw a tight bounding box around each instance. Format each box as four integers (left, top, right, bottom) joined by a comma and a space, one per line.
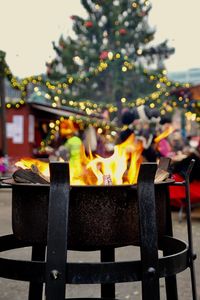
11, 181, 171, 250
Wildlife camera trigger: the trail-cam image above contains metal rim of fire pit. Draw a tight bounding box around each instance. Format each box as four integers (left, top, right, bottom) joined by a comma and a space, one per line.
3, 178, 175, 187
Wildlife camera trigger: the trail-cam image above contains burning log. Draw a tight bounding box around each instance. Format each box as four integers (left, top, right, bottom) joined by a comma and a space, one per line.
12, 163, 169, 185
103, 174, 112, 185
13, 165, 49, 184
13, 145, 170, 186
154, 168, 169, 184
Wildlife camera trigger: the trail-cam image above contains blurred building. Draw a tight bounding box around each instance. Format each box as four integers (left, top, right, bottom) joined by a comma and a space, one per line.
168, 68, 200, 84
1, 80, 103, 158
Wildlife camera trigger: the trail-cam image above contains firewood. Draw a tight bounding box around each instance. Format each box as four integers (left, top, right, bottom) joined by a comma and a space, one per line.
103, 174, 112, 185
154, 168, 169, 183
30, 164, 50, 183
13, 168, 49, 184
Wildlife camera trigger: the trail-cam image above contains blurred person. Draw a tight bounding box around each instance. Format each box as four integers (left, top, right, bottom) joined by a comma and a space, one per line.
64, 130, 83, 164
120, 105, 161, 161
83, 125, 97, 154
155, 115, 175, 158
170, 129, 185, 153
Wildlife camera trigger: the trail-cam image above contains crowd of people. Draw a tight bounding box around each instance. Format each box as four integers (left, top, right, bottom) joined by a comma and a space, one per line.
55, 105, 199, 174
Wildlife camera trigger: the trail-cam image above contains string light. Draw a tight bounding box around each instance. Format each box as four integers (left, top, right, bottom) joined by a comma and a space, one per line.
1, 50, 198, 121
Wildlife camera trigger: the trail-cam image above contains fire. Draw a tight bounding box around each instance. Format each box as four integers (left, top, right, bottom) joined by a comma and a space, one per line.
15, 134, 143, 185
154, 126, 174, 144
15, 158, 49, 178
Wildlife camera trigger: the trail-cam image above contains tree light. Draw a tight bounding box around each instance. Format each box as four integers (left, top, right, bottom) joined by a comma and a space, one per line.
132, 2, 138, 8
108, 52, 114, 60
137, 49, 143, 55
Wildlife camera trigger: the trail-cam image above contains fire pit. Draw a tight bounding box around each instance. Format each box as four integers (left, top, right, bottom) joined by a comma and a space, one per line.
9, 179, 172, 250
0, 161, 196, 300
8, 138, 172, 250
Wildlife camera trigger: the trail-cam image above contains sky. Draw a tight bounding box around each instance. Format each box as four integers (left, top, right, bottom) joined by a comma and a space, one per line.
0, 0, 200, 78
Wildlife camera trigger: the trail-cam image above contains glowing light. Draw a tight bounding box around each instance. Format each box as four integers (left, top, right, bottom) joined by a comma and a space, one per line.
54, 96, 59, 101
132, 2, 138, 8
111, 131, 117, 136
108, 52, 114, 60
68, 77, 74, 84
86, 108, 92, 115
122, 66, 127, 72
150, 103, 155, 108
137, 49, 143, 55
45, 93, 51, 99
161, 110, 166, 115
97, 128, 103, 134
49, 122, 55, 129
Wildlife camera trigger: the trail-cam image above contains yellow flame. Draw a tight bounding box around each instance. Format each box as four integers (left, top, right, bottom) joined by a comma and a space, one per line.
15, 158, 49, 178
154, 126, 174, 144
15, 134, 143, 185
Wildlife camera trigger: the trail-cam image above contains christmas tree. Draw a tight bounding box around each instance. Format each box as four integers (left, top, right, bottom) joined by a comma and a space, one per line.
47, 0, 174, 118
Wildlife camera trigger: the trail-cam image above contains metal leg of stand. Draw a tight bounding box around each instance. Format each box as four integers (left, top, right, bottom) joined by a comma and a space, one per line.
157, 157, 178, 299
100, 248, 115, 298
184, 159, 197, 300
137, 163, 160, 300
45, 162, 70, 300
28, 245, 46, 300
164, 186, 178, 300
178, 205, 184, 223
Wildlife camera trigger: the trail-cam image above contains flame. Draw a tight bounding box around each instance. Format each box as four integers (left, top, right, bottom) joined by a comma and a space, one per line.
15, 134, 143, 185
15, 158, 49, 178
154, 126, 174, 144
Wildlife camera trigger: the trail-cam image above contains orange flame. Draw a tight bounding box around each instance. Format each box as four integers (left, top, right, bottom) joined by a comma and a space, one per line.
154, 126, 174, 144
15, 134, 143, 185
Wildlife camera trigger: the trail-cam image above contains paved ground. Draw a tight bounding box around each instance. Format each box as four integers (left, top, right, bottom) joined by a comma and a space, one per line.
0, 188, 199, 299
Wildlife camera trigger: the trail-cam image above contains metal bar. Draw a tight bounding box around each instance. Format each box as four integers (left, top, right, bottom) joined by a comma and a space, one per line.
183, 159, 197, 300
45, 162, 70, 300
100, 248, 115, 298
137, 162, 160, 300
158, 157, 171, 171
163, 185, 178, 300
28, 245, 46, 300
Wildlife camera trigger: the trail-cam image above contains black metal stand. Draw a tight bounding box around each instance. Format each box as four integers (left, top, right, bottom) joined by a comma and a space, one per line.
0, 161, 197, 300
172, 159, 197, 300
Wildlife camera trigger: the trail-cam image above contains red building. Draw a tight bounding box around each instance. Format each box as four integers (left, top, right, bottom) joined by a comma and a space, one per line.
5, 105, 35, 158
1, 101, 104, 160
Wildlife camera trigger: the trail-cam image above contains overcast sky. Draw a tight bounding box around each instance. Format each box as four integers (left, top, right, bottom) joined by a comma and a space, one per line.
0, 0, 199, 78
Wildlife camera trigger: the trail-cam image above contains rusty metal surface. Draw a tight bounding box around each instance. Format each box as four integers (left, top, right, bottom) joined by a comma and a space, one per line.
10, 182, 172, 250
